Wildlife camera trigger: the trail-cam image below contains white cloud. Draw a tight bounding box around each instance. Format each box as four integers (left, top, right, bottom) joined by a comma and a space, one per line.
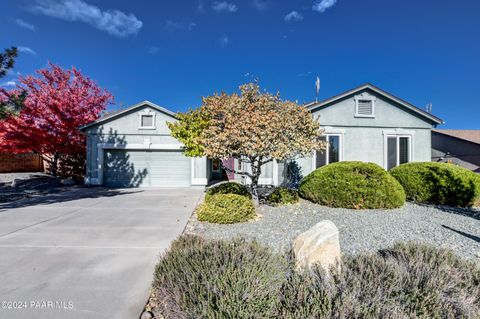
147, 46, 160, 54
6, 70, 22, 77
218, 35, 231, 47
15, 19, 36, 31
1, 81, 17, 87
165, 20, 197, 31
284, 11, 303, 22
18, 46, 36, 55
212, 1, 238, 12
165, 20, 182, 30
31, 0, 143, 38
197, 0, 204, 12
252, 0, 267, 11
298, 71, 312, 77
312, 0, 337, 13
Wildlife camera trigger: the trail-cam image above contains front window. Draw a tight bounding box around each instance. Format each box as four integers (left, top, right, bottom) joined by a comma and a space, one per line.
316, 134, 342, 168
386, 135, 410, 170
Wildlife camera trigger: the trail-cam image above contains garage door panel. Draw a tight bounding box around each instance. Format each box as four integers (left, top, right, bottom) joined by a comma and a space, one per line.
103, 150, 190, 187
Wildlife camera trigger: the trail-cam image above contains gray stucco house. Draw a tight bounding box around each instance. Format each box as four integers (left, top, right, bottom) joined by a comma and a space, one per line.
80, 83, 443, 188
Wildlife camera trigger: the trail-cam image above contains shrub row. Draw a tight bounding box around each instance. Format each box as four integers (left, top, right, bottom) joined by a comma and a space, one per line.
200, 162, 479, 217
199, 182, 301, 224
266, 187, 299, 206
299, 161, 480, 209
152, 236, 480, 318
205, 182, 251, 201
299, 161, 406, 209
390, 162, 480, 207
197, 182, 255, 224
197, 193, 255, 224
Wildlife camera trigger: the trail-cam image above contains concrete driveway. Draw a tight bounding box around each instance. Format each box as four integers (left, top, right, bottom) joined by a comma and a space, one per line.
0, 187, 203, 319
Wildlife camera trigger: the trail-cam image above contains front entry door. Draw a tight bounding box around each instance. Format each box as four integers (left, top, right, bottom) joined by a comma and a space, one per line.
211, 159, 223, 179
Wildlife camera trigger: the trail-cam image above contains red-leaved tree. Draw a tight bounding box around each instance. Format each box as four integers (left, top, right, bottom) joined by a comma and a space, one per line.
0, 63, 113, 179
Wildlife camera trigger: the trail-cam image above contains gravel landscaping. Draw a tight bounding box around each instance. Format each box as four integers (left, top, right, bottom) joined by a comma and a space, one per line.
185, 200, 480, 260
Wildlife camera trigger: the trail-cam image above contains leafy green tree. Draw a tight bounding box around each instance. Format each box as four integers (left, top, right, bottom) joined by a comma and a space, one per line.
0, 90, 26, 119
0, 47, 23, 119
167, 107, 210, 157
0, 47, 17, 78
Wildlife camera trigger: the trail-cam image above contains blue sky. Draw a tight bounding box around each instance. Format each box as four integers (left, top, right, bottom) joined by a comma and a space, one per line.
1, 0, 479, 129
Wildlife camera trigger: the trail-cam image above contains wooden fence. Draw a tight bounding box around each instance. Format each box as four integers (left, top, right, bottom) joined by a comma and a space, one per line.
0, 152, 44, 173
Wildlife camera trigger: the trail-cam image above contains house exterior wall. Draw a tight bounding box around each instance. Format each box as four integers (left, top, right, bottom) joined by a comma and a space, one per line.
432, 132, 480, 173
84, 105, 207, 186
312, 91, 432, 129
275, 89, 436, 186
82, 89, 440, 188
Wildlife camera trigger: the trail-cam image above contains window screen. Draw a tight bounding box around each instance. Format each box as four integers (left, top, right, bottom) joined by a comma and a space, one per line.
141, 115, 153, 127
357, 100, 373, 116
316, 135, 340, 168
316, 136, 327, 168
399, 137, 409, 165
328, 135, 340, 164
387, 136, 397, 170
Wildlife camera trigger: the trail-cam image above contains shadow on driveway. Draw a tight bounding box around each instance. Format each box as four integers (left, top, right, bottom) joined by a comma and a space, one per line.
0, 187, 143, 212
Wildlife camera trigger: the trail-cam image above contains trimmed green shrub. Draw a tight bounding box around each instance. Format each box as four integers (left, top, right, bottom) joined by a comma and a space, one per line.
152, 235, 288, 319
205, 182, 251, 202
299, 161, 406, 209
475, 174, 480, 207
151, 236, 480, 318
390, 162, 480, 207
267, 187, 299, 206
197, 194, 255, 224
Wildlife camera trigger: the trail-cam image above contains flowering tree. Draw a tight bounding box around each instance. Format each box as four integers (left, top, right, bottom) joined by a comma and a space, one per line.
0, 63, 113, 178
169, 83, 325, 197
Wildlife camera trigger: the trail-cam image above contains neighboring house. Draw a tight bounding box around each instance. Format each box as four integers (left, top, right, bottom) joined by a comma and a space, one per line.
80, 84, 443, 188
432, 130, 480, 172
0, 152, 44, 173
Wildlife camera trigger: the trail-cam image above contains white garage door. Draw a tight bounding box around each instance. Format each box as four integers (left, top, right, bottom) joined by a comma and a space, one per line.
103, 150, 191, 187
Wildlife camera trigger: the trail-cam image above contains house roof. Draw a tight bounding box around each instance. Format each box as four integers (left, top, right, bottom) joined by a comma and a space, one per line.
305, 83, 444, 125
433, 129, 480, 145
79, 100, 177, 131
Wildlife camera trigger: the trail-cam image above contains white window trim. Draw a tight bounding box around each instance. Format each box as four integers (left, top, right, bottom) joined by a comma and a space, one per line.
382, 130, 414, 170
236, 157, 244, 172
354, 92, 376, 118
311, 132, 344, 169
272, 159, 279, 186
191, 157, 208, 186
138, 109, 156, 130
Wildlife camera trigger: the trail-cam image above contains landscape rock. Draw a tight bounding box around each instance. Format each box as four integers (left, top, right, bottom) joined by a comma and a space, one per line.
293, 220, 341, 274
140, 310, 153, 319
